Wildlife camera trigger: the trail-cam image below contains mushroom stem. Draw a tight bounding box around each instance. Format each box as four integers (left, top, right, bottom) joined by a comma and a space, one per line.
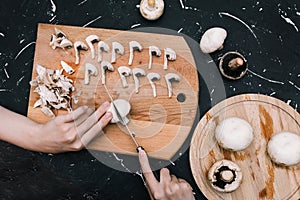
148, 0, 155, 7
228, 57, 244, 70
220, 170, 234, 182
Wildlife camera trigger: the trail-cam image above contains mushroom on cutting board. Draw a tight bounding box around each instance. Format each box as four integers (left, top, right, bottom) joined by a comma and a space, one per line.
128, 41, 142, 66
84, 63, 98, 85
147, 72, 161, 97
111, 42, 124, 63
108, 99, 131, 125
163, 48, 176, 70
132, 68, 146, 93
164, 73, 180, 98
74, 41, 88, 65
101, 61, 114, 85
215, 117, 254, 151
85, 35, 100, 59
97, 41, 110, 62
267, 132, 300, 166
139, 0, 164, 21
148, 46, 161, 69
208, 159, 243, 193
200, 27, 227, 53
118, 66, 132, 88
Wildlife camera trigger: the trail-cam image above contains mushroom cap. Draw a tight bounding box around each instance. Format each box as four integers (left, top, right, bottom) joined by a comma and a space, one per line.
215, 117, 254, 151
200, 27, 227, 53
140, 0, 164, 21
267, 132, 300, 166
108, 99, 131, 124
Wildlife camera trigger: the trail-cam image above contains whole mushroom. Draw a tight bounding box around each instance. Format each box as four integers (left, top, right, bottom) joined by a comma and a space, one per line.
140, 0, 164, 21
215, 117, 254, 151
200, 27, 227, 53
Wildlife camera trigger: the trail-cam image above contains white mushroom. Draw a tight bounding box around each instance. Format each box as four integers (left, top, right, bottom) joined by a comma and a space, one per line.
84, 63, 98, 85
148, 46, 161, 69
140, 0, 164, 21
200, 27, 227, 53
132, 68, 146, 93
208, 159, 243, 193
50, 34, 63, 49
267, 132, 300, 166
128, 41, 142, 66
74, 41, 88, 65
101, 61, 114, 85
164, 73, 180, 98
163, 48, 176, 70
85, 35, 100, 59
111, 42, 125, 63
54, 28, 66, 38
107, 99, 131, 125
147, 72, 160, 97
97, 41, 110, 62
59, 38, 73, 49
60, 61, 75, 75
118, 66, 132, 88
215, 117, 254, 151
41, 107, 55, 118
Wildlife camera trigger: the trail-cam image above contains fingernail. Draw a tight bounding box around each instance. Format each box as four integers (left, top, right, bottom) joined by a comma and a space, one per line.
105, 112, 112, 119
103, 101, 110, 108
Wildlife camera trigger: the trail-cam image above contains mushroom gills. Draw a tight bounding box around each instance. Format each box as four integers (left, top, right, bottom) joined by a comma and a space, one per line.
219, 52, 248, 80
212, 166, 237, 189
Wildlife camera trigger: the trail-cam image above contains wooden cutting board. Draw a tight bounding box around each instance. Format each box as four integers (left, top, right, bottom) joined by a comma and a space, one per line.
27, 23, 199, 160
190, 94, 300, 200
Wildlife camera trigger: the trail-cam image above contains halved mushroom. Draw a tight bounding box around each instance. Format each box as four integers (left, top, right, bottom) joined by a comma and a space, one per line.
101, 61, 114, 85
200, 27, 227, 53
60, 61, 75, 75
128, 41, 143, 66
208, 159, 242, 193
148, 46, 161, 69
140, 0, 165, 21
132, 68, 146, 93
118, 66, 132, 88
164, 48, 176, 70
74, 41, 88, 65
86, 35, 100, 59
111, 42, 125, 63
97, 41, 110, 62
147, 72, 160, 97
84, 63, 98, 85
108, 99, 131, 125
165, 73, 180, 98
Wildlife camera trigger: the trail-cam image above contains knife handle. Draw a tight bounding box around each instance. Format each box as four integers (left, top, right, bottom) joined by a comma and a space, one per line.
136, 146, 144, 152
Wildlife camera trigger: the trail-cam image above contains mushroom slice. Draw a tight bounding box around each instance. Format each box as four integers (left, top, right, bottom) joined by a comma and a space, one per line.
267, 132, 300, 166
132, 68, 146, 93
41, 106, 55, 118
59, 38, 73, 49
118, 66, 132, 88
97, 41, 110, 62
200, 27, 227, 53
164, 73, 180, 98
140, 0, 164, 21
208, 159, 242, 193
85, 35, 100, 59
147, 72, 161, 97
148, 46, 161, 69
128, 41, 143, 66
111, 42, 124, 63
84, 63, 98, 85
54, 28, 66, 38
60, 61, 75, 75
101, 61, 114, 85
163, 48, 176, 70
107, 99, 131, 125
50, 34, 62, 49
33, 99, 43, 108
74, 41, 88, 65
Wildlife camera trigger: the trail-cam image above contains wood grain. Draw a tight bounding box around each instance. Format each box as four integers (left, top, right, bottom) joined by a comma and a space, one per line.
190, 94, 300, 200
27, 24, 199, 160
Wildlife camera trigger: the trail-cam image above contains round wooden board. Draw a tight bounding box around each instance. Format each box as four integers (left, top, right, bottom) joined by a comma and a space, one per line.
190, 94, 300, 200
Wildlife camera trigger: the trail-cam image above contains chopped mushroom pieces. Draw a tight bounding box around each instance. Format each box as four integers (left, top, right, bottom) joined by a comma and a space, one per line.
50, 28, 73, 50
30, 64, 75, 117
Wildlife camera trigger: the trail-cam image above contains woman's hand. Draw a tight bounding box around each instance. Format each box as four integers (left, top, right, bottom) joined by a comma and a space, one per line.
138, 150, 195, 200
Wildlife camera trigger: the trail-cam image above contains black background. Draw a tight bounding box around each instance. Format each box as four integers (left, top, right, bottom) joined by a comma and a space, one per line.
0, 0, 299, 199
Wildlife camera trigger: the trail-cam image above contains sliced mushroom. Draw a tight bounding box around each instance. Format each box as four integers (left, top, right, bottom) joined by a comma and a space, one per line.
41, 107, 55, 118
86, 35, 100, 59
200, 27, 227, 53
60, 61, 75, 75
111, 42, 125, 63
59, 38, 73, 49
165, 73, 180, 98
118, 66, 132, 88
163, 48, 176, 70
207, 159, 242, 193
54, 28, 66, 38
128, 41, 142, 66
101, 61, 114, 85
148, 46, 161, 69
147, 72, 160, 97
50, 34, 63, 49
74, 41, 88, 65
140, 0, 165, 21
84, 63, 98, 85
97, 41, 110, 62
132, 68, 146, 93
107, 99, 131, 125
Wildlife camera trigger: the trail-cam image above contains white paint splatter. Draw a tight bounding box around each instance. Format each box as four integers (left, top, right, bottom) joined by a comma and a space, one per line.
177, 28, 183, 33
288, 81, 300, 91
49, 15, 56, 22
270, 92, 276, 96
210, 89, 215, 95
259, 8, 263, 12
112, 153, 132, 173
83, 15, 102, 27
297, 12, 300, 16
131, 23, 141, 29
287, 100, 292, 105
242, 7, 246, 10
14, 42, 36, 60
78, 0, 88, 6
136, 4, 140, 8
169, 160, 175, 166
280, 15, 299, 32
219, 12, 258, 41
19, 39, 25, 44
0, 33, 4, 37
184, 6, 199, 11
179, 0, 184, 9
3, 63, 9, 79
248, 69, 284, 85
16, 76, 25, 86
0, 89, 9, 92
50, 0, 56, 12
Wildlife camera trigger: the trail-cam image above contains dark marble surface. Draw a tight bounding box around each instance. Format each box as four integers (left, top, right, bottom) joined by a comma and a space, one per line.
0, 0, 299, 199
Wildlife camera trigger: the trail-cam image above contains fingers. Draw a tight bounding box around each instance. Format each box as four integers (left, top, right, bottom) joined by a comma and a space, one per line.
138, 150, 158, 190
160, 168, 171, 184
74, 107, 94, 126
59, 106, 88, 123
